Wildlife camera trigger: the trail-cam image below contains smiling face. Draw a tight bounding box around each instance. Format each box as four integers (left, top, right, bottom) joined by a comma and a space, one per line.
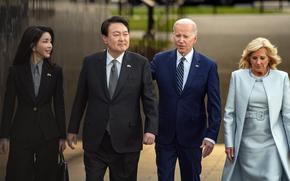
32, 32, 52, 61
173, 22, 197, 56
102, 22, 129, 58
249, 47, 270, 76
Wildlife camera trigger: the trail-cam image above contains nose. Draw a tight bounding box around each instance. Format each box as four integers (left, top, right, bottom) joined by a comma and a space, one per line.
256, 59, 262, 64
48, 42, 53, 49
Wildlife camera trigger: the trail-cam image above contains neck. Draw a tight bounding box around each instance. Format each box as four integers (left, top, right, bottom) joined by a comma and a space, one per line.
108, 49, 123, 59
31, 54, 43, 65
251, 69, 269, 77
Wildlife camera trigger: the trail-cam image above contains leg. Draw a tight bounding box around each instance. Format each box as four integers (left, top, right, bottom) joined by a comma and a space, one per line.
177, 146, 202, 181
34, 139, 59, 181
108, 151, 140, 181
5, 141, 35, 181
155, 143, 178, 181
84, 150, 107, 181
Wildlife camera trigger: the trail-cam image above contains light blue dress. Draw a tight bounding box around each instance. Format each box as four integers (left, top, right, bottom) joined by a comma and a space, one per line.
237, 73, 283, 181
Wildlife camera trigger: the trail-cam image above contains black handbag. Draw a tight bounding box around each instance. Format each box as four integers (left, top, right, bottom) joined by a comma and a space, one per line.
57, 152, 69, 181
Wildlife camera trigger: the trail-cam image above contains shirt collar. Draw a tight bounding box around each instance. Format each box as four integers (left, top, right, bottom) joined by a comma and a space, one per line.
106, 50, 124, 66
30, 60, 44, 68
176, 49, 194, 63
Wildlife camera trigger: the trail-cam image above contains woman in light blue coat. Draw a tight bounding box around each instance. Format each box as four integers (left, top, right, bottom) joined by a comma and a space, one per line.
222, 37, 290, 181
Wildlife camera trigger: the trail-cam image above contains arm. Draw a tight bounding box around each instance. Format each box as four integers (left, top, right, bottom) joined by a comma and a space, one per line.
150, 55, 158, 80
67, 59, 88, 149
53, 67, 66, 151
224, 73, 237, 160
282, 74, 290, 150
0, 67, 16, 139
141, 59, 158, 145
205, 63, 221, 143
53, 67, 66, 139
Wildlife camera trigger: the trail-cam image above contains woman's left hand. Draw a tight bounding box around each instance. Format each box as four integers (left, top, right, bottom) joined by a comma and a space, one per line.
59, 139, 66, 152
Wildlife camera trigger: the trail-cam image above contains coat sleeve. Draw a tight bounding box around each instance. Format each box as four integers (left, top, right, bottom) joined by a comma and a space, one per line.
0, 67, 16, 138
141, 59, 158, 135
68, 59, 88, 134
224, 72, 237, 148
53, 67, 66, 139
282, 73, 290, 150
205, 62, 221, 142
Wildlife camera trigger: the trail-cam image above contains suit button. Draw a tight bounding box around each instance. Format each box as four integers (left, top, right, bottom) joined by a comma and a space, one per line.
33, 107, 37, 111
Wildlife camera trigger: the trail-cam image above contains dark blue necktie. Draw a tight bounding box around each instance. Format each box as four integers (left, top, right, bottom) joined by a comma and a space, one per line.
176, 57, 185, 95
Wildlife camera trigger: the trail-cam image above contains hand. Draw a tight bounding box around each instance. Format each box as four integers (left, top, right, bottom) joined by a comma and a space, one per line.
143, 132, 155, 145
59, 139, 66, 152
67, 133, 77, 149
200, 139, 214, 158
0, 138, 9, 154
225, 147, 235, 162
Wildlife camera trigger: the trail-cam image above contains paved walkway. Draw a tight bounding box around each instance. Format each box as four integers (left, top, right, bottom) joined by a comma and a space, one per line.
0, 142, 226, 181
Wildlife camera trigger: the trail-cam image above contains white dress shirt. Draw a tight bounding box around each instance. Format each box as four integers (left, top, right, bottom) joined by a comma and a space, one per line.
106, 51, 124, 88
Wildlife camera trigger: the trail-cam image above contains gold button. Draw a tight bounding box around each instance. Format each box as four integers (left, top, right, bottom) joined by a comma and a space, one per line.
33, 107, 37, 111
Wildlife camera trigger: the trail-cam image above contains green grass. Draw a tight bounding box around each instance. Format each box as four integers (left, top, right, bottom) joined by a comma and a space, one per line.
112, 5, 285, 31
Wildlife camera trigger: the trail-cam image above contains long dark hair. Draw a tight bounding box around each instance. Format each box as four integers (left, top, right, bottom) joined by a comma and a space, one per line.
13, 26, 54, 65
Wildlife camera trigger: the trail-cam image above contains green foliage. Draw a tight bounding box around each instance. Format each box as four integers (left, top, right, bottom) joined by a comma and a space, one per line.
111, 5, 285, 31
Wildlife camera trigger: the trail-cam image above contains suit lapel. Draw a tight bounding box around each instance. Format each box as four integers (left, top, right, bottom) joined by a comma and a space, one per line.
182, 50, 200, 95
35, 61, 50, 102
112, 52, 131, 99
238, 70, 256, 123
96, 51, 111, 100
262, 70, 276, 127
168, 51, 178, 95
21, 64, 36, 101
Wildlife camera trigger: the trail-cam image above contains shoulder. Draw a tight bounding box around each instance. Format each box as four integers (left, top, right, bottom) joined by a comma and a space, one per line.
125, 51, 148, 61
154, 49, 175, 59
231, 69, 248, 76
195, 51, 216, 66
81, 51, 105, 67
84, 51, 103, 62
270, 69, 288, 78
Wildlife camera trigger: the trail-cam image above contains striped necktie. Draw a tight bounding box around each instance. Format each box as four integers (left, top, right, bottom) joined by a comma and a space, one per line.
176, 57, 185, 95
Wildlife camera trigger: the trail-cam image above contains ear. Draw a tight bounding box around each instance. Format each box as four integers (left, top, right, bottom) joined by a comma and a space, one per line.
193, 35, 198, 43
102, 35, 108, 45
31, 44, 36, 51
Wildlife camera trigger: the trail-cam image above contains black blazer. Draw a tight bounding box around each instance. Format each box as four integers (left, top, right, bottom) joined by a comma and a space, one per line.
68, 51, 158, 153
0, 60, 66, 141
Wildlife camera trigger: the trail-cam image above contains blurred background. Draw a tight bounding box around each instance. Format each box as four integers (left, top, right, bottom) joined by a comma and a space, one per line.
1, 0, 290, 179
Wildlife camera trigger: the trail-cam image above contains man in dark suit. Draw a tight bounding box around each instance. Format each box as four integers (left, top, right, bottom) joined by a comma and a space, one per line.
151, 18, 221, 181
67, 16, 158, 181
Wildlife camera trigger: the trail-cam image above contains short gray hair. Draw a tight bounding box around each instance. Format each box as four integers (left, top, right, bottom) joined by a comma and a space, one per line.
173, 18, 198, 35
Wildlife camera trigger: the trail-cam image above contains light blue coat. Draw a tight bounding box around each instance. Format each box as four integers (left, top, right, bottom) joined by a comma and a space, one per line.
222, 69, 290, 181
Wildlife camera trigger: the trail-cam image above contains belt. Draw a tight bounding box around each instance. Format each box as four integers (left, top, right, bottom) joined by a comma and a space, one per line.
245, 110, 268, 121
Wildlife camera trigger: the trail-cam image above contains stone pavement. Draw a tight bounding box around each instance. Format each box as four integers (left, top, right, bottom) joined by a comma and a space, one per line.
0, 142, 226, 181
66, 142, 227, 181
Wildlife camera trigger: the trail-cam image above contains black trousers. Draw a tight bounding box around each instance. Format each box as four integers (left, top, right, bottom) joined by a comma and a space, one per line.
84, 132, 140, 181
5, 138, 59, 181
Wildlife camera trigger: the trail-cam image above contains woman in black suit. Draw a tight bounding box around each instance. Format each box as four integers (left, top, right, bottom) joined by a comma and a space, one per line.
0, 26, 66, 181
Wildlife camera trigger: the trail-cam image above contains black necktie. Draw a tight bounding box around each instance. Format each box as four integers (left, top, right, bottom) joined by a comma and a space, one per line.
176, 57, 185, 95
108, 59, 118, 98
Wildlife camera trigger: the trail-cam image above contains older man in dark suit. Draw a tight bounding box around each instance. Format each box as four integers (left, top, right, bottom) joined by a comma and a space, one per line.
151, 18, 221, 181
67, 16, 158, 181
